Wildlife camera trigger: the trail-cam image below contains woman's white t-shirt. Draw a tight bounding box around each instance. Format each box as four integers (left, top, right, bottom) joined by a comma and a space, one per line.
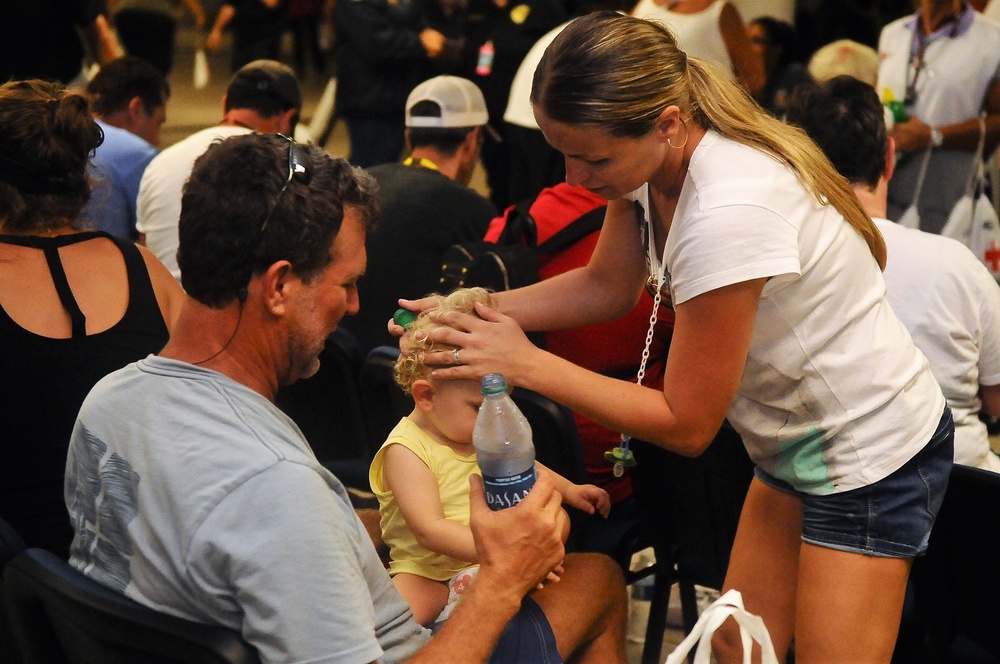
626, 131, 946, 495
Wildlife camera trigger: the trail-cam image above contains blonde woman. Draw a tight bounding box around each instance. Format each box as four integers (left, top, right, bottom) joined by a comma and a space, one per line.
396, 12, 953, 663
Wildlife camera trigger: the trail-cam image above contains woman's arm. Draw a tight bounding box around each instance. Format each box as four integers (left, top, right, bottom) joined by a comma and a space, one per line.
384, 444, 478, 563
427, 276, 766, 456
139, 245, 185, 333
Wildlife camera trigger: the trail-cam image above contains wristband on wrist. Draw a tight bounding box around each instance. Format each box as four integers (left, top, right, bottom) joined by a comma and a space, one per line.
930, 126, 944, 148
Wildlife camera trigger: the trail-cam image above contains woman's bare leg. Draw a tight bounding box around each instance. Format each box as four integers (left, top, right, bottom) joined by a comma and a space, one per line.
714, 478, 803, 662
794, 543, 910, 663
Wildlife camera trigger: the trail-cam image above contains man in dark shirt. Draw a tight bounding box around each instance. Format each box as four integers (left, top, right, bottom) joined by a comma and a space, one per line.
1, 0, 122, 85
341, 75, 498, 350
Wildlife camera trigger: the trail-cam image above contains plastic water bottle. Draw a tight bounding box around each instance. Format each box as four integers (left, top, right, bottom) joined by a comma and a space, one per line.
476, 41, 494, 77
473, 373, 536, 510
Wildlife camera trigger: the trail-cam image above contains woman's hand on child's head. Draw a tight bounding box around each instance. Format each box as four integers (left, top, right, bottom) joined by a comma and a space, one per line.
567, 484, 612, 518
423, 301, 538, 385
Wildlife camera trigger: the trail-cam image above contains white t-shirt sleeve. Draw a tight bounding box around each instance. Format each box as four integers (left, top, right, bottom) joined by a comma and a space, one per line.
187, 462, 388, 664
974, 263, 1000, 386
669, 201, 802, 306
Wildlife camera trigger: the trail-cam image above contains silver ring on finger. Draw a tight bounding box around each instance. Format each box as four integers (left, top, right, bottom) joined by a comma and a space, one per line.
452, 348, 462, 365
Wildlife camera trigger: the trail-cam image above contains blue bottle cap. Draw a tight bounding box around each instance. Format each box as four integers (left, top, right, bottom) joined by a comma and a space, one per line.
480, 373, 507, 395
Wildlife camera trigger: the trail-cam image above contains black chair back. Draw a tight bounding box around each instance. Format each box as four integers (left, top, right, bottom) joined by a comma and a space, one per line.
1, 517, 27, 664
275, 327, 371, 488
630, 423, 754, 664
907, 463, 1000, 663
510, 387, 586, 485
358, 346, 414, 457
3, 548, 260, 664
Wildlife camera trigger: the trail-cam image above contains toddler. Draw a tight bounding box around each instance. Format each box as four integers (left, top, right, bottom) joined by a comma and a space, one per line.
369, 288, 611, 626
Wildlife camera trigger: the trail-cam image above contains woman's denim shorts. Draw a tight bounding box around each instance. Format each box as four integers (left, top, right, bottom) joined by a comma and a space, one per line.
755, 408, 954, 558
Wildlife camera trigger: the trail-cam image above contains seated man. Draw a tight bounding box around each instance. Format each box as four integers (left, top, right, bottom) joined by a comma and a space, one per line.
786, 75, 1000, 472
64, 133, 627, 664
341, 75, 497, 351
82, 56, 169, 240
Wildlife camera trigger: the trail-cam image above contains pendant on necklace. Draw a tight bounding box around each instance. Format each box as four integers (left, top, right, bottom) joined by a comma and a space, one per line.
645, 275, 673, 308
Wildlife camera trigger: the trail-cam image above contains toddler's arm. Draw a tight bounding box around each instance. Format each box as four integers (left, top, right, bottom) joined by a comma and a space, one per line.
537, 462, 611, 518
384, 444, 479, 563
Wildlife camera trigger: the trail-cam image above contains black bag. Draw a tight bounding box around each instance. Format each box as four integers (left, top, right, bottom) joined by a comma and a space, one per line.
439, 200, 605, 293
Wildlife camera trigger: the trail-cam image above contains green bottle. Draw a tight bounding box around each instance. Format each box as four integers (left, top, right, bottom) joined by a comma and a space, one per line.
882, 88, 908, 124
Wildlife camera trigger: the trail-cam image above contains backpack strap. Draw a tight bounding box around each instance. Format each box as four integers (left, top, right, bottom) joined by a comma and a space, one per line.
496, 198, 538, 246
534, 205, 606, 257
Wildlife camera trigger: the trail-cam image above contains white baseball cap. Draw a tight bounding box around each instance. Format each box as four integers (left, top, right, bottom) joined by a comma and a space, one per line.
405, 76, 490, 129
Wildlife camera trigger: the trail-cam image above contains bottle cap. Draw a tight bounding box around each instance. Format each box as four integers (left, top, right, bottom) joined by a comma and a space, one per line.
393, 308, 417, 330
480, 373, 507, 396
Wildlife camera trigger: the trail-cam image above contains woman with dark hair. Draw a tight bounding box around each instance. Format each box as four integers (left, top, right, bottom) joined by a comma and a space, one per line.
397, 11, 952, 662
0, 79, 184, 559
747, 15, 812, 116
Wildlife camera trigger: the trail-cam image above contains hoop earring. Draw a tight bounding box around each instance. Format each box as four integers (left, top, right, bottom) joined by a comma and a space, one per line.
667, 121, 689, 149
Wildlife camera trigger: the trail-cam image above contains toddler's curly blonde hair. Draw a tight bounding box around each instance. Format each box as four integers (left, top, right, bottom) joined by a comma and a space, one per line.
394, 287, 496, 393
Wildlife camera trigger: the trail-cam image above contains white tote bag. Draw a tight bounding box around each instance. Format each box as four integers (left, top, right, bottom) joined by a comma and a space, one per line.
664, 589, 779, 664
193, 48, 210, 90
939, 115, 1000, 281
896, 145, 933, 230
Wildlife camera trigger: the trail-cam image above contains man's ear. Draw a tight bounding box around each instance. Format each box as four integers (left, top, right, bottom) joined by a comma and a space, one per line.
127, 96, 147, 122
280, 108, 299, 135
261, 260, 295, 314
884, 136, 896, 182
411, 379, 435, 412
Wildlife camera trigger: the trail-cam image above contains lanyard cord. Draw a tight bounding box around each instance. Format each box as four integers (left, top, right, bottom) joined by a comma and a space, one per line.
905, 13, 961, 105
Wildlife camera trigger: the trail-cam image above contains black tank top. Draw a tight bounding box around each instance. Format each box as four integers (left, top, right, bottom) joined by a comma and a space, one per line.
0, 231, 170, 558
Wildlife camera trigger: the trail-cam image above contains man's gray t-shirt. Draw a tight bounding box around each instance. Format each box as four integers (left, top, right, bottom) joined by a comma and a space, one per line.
65, 356, 430, 664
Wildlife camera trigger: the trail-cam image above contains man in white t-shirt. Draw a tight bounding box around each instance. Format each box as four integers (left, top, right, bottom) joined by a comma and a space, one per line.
787, 74, 1000, 472
136, 59, 302, 279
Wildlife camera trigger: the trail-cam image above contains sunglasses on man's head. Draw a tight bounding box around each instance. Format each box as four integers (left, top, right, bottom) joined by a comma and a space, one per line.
259, 134, 313, 235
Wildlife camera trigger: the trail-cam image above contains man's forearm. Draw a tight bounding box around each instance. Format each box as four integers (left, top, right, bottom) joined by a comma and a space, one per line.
405, 573, 524, 663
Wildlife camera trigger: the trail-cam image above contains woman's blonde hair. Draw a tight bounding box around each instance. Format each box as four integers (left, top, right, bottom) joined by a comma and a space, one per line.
531, 11, 885, 269
394, 287, 496, 393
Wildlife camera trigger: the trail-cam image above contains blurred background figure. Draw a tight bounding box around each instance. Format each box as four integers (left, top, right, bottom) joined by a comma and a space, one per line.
807, 39, 879, 86
424, 0, 469, 78
629, 0, 764, 98
746, 15, 811, 116
464, 0, 566, 211
108, 0, 207, 76
207, 0, 285, 73
334, 0, 454, 168
82, 56, 170, 240
286, 0, 328, 81
1, 0, 122, 87
0, 79, 183, 559
876, 0, 1000, 234
794, 0, 884, 58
